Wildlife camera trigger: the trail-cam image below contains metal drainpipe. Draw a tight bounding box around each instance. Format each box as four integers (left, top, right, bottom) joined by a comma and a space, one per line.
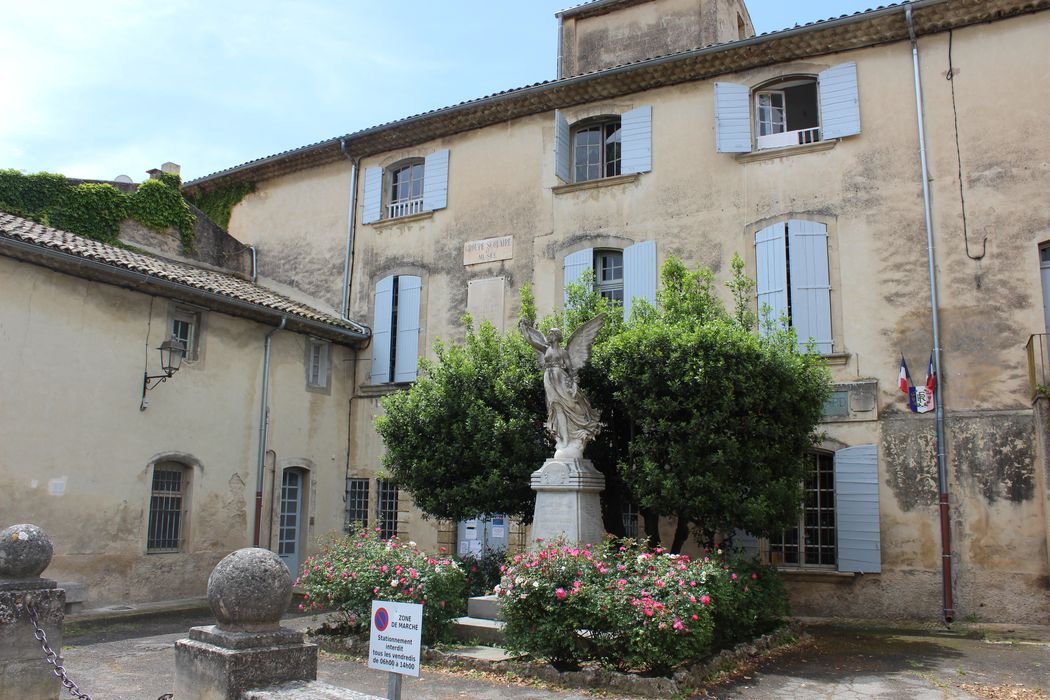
906, 4, 954, 623
249, 245, 258, 284
253, 316, 287, 547
340, 139, 359, 319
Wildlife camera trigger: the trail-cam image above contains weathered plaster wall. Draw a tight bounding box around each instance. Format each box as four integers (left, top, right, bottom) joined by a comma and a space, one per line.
0, 257, 353, 606
229, 11, 1050, 621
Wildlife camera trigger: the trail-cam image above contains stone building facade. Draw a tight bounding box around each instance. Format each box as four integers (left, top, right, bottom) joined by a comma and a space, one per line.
184, 0, 1050, 623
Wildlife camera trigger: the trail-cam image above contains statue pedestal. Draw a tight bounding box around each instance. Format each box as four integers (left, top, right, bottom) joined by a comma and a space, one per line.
530, 458, 606, 547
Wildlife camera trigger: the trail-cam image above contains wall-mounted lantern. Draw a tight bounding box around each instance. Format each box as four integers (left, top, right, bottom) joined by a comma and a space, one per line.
140, 339, 185, 410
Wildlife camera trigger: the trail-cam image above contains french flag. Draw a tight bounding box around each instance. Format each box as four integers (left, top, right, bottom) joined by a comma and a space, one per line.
898, 355, 912, 394
925, 354, 936, 395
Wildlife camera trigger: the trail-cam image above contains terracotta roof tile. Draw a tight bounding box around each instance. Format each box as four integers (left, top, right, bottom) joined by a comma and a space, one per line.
0, 212, 368, 337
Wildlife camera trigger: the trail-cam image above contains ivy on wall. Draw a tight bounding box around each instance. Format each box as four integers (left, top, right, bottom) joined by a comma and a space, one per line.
0, 169, 196, 249
185, 180, 255, 231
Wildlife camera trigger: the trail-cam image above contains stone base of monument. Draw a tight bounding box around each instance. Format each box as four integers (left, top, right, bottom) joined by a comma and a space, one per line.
530, 458, 606, 546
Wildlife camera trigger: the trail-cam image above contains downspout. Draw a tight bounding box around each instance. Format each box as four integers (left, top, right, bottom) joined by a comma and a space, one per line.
249, 245, 258, 284
254, 316, 287, 547
906, 4, 954, 624
340, 139, 359, 319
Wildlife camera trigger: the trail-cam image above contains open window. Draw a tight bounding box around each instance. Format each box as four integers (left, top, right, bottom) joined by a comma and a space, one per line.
715, 62, 860, 153
361, 150, 449, 223
555, 106, 652, 184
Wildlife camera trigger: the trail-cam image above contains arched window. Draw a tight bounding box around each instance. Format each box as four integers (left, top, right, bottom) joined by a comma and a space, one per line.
572, 116, 622, 183
386, 159, 425, 218
753, 76, 820, 149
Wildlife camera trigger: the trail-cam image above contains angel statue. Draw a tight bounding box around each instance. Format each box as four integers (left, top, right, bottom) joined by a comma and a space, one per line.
520, 315, 606, 460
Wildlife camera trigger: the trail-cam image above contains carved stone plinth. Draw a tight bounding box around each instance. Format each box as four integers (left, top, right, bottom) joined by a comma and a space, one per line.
530, 458, 606, 547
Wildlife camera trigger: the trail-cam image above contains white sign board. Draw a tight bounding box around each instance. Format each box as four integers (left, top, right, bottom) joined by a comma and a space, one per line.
463, 235, 513, 265
368, 600, 423, 677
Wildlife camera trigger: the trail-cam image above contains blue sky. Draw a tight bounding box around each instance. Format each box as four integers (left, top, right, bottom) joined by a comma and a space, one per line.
1, 1, 882, 182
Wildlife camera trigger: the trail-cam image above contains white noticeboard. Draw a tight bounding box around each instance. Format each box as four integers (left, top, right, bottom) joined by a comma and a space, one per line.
368, 600, 423, 677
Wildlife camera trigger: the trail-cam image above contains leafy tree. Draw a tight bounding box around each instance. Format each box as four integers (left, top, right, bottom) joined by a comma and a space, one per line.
376, 307, 550, 523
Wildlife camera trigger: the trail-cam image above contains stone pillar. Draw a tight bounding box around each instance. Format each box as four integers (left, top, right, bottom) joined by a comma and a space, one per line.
174, 548, 317, 700
1032, 396, 1050, 581
0, 523, 65, 700
530, 458, 606, 547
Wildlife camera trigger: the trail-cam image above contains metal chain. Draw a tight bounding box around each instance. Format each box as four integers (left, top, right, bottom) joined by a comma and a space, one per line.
25, 596, 94, 700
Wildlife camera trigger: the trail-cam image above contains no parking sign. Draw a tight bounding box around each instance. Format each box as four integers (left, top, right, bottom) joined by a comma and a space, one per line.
368, 600, 423, 677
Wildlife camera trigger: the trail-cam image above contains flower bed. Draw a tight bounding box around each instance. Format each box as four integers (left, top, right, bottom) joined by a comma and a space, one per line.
295, 529, 466, 643
496, 539, 788, 673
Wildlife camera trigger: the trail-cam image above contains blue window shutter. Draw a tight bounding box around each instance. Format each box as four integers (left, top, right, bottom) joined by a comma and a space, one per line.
563, 248, 593, 304
362, 166, 383, 224
819, 61, 861, 139
370, 276, 394, 384
554, 110, 571, 183
623, 240, 657, 320
714, 82, 752, 153
734, 530, 760, 560
620, 105, 652, 174
422, 149, 449, 211
787, 220, 833, 354
834, 444, 881, 573
755, 223, 788, 333
393, 275, 422, 383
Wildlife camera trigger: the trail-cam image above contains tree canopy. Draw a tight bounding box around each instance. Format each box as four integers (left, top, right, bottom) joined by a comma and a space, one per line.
376, 255, 831, 551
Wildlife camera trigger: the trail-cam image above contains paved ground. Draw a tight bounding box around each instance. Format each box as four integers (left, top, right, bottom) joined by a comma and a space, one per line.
55, 612, 1050, 699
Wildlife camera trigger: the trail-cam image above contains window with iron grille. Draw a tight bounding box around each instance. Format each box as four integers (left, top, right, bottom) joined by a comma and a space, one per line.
622, 502, 640, 539
147, 464, 186, 552
769, 452, 836, 567
573, 117, 622, 183
345, 478, 370, 532
376, 479, 399, 540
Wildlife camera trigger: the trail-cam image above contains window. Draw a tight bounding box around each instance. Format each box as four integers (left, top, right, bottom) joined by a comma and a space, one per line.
755, 220, 832, 353
554, 106, 652, 184
361, 150, 449, 223
714, 61, 860, 154
760, 444, 880, 573
345, 478, 370, 532
622, 502, 640, 539
370, 275, 421, 384
376, 479, 399, 540
306, 338, 331, 390
769, 453, 836, 567
573, 118, 622, 183
170, 306, 202, 361
563, 241, 656, 320
147, 463, 188, 552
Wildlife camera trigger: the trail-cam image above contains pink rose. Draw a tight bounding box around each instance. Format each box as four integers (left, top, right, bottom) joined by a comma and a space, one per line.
700, 595, 711, 605
555, 588, 567, 600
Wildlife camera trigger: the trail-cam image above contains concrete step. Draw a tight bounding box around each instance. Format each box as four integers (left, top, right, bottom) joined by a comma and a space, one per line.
466, 594, 502, 621
451, 616, 506, 646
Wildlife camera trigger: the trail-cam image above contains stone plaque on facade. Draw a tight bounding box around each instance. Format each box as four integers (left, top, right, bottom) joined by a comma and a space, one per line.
823, 391, 850, 418
467, 277, 506, 332
821, 380, 878, 423
463, 235, 513, 265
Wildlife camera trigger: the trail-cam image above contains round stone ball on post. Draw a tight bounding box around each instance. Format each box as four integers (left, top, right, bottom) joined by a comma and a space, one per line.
0, 524, 54, 580
207, 547, 293, 632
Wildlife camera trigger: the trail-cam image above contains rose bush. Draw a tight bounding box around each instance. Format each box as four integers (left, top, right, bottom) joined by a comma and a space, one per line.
296, 529, 466, 643
496, 539, 787, 673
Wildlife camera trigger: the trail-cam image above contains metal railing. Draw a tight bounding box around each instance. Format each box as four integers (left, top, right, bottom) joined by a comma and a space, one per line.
757, 127, 822, 150
1026, 333, 1048, 398
387, 198, 424, 219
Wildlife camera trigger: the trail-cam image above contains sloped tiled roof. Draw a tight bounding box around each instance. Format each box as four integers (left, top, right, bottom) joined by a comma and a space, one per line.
183, 0, 1050, 193
0, 212, 368, 341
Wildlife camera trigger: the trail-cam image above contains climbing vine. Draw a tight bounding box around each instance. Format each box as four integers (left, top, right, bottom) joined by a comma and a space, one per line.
185, 180, 255, 231
0, 169, 196, 249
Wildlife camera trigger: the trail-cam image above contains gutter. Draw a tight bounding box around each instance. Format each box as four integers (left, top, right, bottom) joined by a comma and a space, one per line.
253, 317, 286, 547
0, 236, 368, 344
339, 139, 359, 319
906, 3, 954, 624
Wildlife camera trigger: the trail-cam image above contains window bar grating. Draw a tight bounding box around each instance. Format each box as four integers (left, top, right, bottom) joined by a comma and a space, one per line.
345, 478, 370, 532
147, 468, 183, 551
376, 479, 399, 540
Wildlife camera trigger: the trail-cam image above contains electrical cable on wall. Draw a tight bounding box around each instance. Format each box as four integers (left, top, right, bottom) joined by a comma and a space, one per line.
947, 30, 987, 269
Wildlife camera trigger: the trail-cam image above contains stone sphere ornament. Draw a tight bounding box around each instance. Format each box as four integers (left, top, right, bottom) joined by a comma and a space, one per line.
207, 547, 293, 631
0, 524, 54, 579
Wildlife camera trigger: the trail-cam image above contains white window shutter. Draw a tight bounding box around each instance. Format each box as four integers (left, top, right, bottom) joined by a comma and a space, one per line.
370, 276, 394, 384
563, 248, 593, 304
623, 240, 657, 320
554, 110, 571, 183
393, 275, 422, 383
620, 105, 652, 174
755, 223, 788, 333
819, 61, 861, 139
361, 166, 383, 224
787, 220, 833, 354
714, 82, 752, 153
422, 149, 449, 211
834, 444, 881, 573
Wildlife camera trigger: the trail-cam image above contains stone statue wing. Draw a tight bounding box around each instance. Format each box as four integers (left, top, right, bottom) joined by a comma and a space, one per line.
520, 320, 548, 357
565, 314, 605, 371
